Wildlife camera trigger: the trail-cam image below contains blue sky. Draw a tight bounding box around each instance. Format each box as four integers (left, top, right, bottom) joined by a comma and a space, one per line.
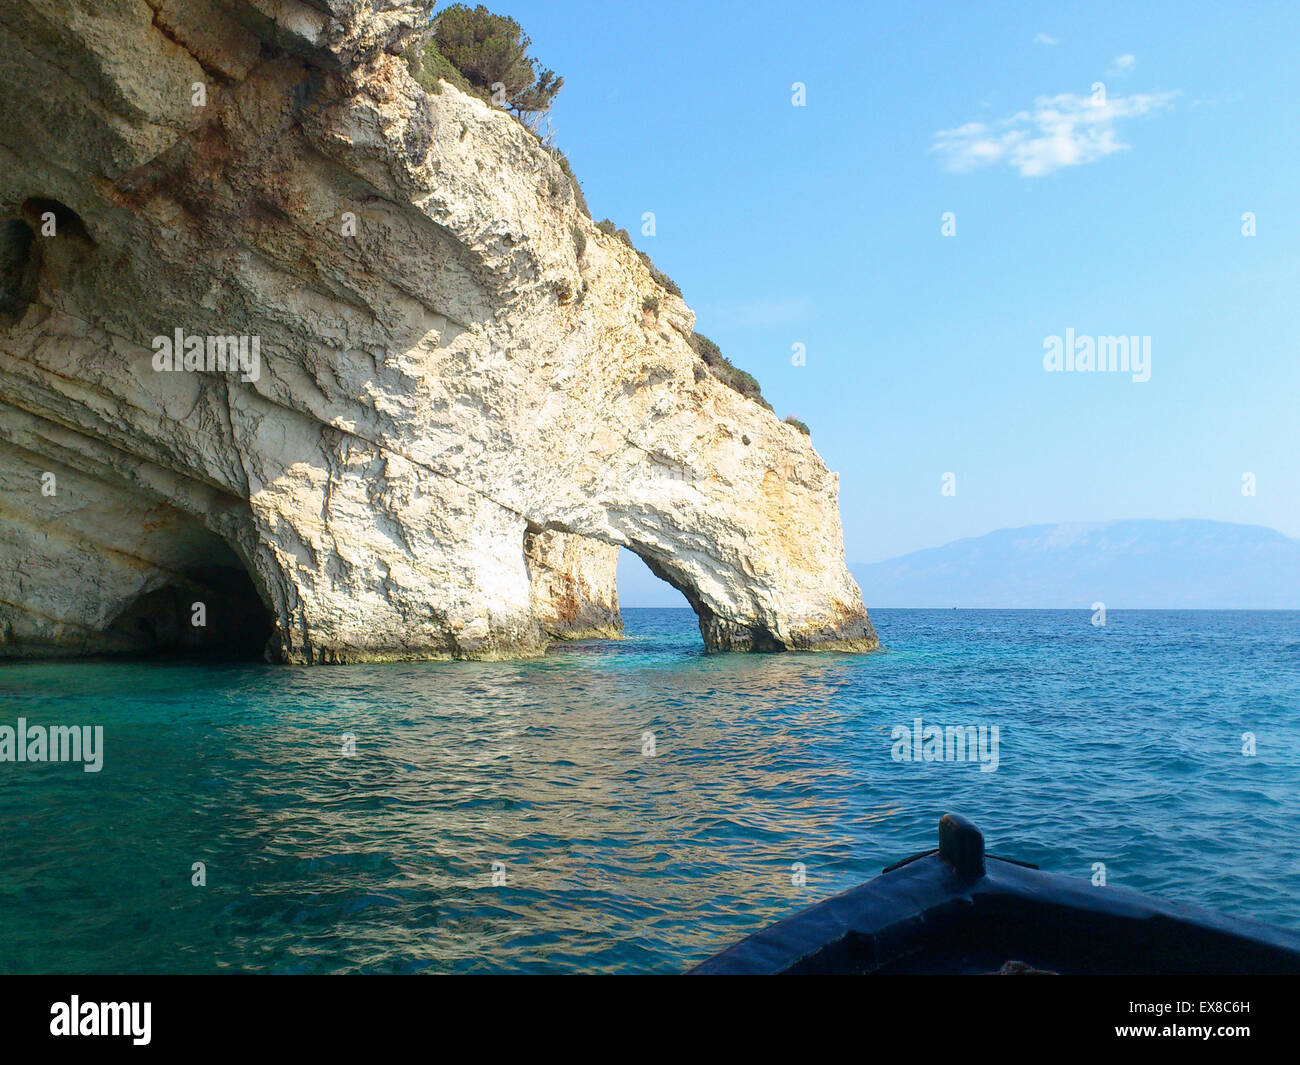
481, 1, 1300, 602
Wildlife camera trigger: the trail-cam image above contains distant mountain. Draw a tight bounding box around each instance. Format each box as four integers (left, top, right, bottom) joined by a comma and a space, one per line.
851, 520, 1300, 609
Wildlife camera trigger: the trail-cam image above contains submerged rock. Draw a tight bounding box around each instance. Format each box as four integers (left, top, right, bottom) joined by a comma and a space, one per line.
0, 0, 876, 661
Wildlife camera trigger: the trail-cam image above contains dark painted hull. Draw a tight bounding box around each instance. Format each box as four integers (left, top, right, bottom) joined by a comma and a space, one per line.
690, 815, 1300, 974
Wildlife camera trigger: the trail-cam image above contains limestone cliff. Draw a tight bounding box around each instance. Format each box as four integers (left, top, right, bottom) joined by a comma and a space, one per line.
525, 529, 620, 641
0, 0, 877, 662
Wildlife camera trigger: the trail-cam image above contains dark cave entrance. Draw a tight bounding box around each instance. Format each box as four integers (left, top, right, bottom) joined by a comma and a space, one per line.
108, 548, 275, 663
19, 197, 93, 244
0, 217, 37, 326
1, 197, 94, 327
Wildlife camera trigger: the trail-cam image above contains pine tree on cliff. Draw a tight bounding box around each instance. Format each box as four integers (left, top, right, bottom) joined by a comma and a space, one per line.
425, 4, 563, 129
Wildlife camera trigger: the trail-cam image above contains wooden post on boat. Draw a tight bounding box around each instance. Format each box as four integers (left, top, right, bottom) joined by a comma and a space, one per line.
938, 813, 985, 878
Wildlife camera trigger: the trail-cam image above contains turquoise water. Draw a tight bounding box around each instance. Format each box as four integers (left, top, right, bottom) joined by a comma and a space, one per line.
1, 608, 1298, 973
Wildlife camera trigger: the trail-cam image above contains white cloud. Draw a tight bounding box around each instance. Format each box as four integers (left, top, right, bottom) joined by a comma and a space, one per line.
931, 89, 1177, 177
1034, 33, 1061, 45
1108, 53, 1137, 75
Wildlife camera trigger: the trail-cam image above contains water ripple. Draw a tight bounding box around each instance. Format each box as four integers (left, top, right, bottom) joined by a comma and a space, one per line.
1, 608, 1298, 973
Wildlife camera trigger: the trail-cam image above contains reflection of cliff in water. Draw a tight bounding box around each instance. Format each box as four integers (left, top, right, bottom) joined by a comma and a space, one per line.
12, 629, 892, 972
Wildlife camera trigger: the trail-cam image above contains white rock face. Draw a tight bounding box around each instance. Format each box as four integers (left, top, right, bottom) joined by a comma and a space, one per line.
0, 0, 876, 661
525, 530, 621, 641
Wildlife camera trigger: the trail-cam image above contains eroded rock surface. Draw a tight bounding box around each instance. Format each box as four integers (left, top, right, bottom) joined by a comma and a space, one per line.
525, 529, 621, 641
0, 0, 876, 661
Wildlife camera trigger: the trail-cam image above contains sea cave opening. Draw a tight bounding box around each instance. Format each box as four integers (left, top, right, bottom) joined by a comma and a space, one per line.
616, 547, 713, 651
619, 546, 785, 654
107, 541, 274, 662
616, 548, 692, 610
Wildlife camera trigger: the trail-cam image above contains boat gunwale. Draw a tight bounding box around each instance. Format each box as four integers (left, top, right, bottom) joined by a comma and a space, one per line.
689, 840, 1300, 975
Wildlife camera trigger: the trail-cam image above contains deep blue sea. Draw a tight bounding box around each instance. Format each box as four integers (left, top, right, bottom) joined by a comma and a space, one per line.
1, 608, 1297, 973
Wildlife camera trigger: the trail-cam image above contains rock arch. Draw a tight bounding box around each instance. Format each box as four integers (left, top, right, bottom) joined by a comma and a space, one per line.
0, 0, 876, 662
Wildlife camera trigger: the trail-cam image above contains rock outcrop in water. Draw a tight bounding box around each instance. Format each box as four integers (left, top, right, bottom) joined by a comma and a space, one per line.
0, 0, 876, 661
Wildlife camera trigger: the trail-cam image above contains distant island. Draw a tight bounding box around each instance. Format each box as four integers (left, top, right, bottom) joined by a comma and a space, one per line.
849, 520, 1300, 609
